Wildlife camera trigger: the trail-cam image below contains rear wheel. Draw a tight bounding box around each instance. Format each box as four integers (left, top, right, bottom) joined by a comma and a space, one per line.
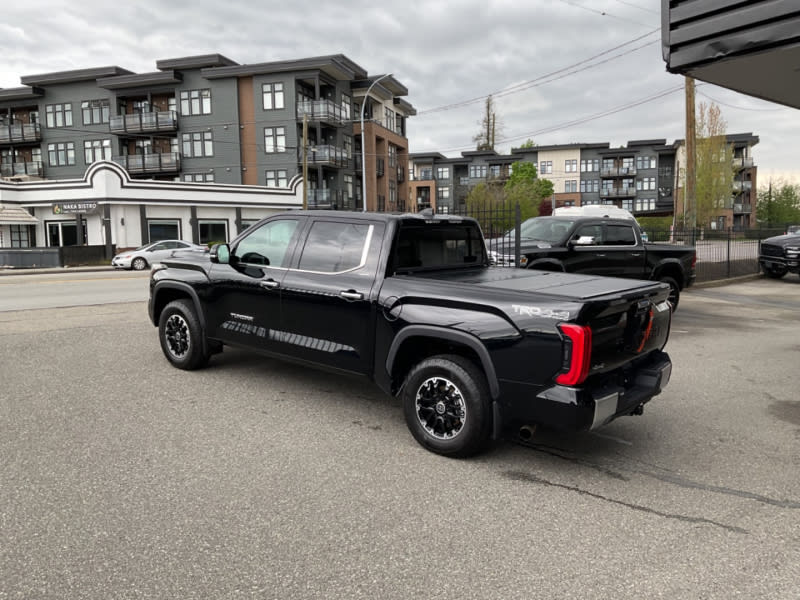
158, 299, 210, 370
401, 354, 492, 458
659, 276, 680, 310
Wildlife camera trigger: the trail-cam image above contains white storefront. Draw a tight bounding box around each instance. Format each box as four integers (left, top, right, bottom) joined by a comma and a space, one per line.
0, 161, 303, 250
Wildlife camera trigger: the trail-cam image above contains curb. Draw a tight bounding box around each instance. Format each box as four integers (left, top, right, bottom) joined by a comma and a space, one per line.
0, 266, 117, 277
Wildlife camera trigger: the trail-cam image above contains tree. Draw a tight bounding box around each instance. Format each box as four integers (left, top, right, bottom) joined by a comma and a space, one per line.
505, 161, 553, 220
512, 139, 537, 151
472, 96, 503, 151
694, 102, 736, 228
756, 181, 800, 227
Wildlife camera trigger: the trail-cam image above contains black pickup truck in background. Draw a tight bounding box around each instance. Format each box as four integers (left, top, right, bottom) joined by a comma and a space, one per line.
149, 210, 673, 457
759, 231, 800, 279
488, 206, 696, 309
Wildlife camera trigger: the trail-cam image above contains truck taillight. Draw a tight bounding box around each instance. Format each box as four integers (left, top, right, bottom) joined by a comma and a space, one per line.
556, 323, 592, 386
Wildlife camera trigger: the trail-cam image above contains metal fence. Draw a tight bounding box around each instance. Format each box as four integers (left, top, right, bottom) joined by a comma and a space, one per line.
445, 202, 778, 283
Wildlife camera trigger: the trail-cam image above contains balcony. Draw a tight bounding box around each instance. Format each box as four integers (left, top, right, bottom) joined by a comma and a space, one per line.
732, 157, 754, 169
600, 186, 636, 198
307, 189, 333, 209
600, 166, 637, 178
0, 123, 41, 145
732, 180, 753, 192
0, 161, 43, 178
296, 100, 345, 126
297, 145, 348, 168
733, 203, 752, 214
109, 111, 177, 135
112, 152, 180, 175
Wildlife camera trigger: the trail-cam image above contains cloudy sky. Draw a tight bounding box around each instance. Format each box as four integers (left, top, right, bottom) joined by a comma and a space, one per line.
2, 0, 798, 185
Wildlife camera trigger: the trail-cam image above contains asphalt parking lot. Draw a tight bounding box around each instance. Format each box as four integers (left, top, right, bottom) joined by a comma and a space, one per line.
1, 274, 798, 599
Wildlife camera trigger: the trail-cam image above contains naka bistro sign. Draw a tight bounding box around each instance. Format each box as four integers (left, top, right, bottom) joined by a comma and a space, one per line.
52, 202, 99, 215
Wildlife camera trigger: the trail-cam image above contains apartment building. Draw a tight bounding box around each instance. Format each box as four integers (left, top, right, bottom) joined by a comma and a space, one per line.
410, 134, 759, 228
0, 53, 415, 209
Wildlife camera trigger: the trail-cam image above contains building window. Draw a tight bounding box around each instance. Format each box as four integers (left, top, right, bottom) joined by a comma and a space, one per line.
565, 180, 577, 193
384, 107, 394, 129
182, 173, 215, 183
180, 89, 212, 115
389, 180, 397, 207
469, 165, 487, 178
181, 132, 213, 158
635, 197, 656, 211
581, 159, 599, 172
262, 82, 285, 110
47, 142, 76, 166
580, 179, 599, 193
343, 135, 353, 159
621, 200, 633, 211
264, 127, 286, 153
345, 174, 354, 203
539, 160, 552, 174
436, 167, 450, 180
47, 219, 87, 247
198, 220, 228, 244
489, 165, 501, 178
565, 159, 577, 173
81, 100, 110, 125
45, 103, 73, 128
602, 158, 615, 171
10, 224, 33, 248
437, 186, 450, 203
84, 139, 112, 164
637, 177, 656, 191
341, 94, 351, 121
148, 219, 180, 242
265, 169, 288, 187
636, 155, 657, 170
388, 145, 397, 168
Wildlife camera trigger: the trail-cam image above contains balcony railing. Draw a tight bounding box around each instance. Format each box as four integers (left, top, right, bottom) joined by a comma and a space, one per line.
600, 166, 637, 178
600, 186, 636, 198
109, 111, 177, 135
0, 123, 42, 144
733, 203, 752, 214
732, 157, 754, 169
297, 145, 348, 168
296, 100, 345, 125
112, 152, 180, 175
732, 181, 753, 192
0, 161, 43, 178
307, 189, 332, 209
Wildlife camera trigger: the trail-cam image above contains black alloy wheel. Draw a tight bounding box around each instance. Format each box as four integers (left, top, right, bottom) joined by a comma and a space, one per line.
158, 299, 210, 370
402, 354, 492, 458
659, 276, 680, 310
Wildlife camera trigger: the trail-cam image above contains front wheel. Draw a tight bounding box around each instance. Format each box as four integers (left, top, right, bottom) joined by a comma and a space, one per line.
764, 266, 788, 279
132, 257, 148, 271
659, 276, 680, 310
401, 354, 492, 458
158, 299, 210, 370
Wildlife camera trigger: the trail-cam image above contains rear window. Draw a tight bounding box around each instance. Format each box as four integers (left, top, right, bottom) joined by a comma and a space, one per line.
394, 224, 486, 272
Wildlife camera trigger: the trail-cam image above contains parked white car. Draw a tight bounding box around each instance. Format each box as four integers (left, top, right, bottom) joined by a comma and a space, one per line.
112, 240, 207, 270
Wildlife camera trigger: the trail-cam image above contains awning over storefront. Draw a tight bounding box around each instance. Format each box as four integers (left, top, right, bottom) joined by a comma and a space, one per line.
0, 204, 39, 225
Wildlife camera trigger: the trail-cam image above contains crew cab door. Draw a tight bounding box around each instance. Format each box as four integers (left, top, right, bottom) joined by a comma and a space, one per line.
278, 217, 386, 375
568, 221, 645, 278
206, 216, 305, 351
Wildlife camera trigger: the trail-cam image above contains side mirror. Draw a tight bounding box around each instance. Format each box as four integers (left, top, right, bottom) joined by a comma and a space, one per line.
210, 243, 230, 264
572, 236, 596, 246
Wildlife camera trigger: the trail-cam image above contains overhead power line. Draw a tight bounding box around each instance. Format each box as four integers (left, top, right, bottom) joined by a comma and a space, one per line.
556, 0, 655, 27
417, 28, 659, 115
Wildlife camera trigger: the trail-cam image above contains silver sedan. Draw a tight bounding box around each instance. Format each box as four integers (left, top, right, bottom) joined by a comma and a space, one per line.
111, 240, 207, 271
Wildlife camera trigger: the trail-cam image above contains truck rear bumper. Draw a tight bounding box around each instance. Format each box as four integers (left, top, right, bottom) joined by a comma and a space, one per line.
498, 350, 672, 433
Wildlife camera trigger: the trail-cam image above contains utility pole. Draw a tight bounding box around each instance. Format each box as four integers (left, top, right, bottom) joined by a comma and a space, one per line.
685, 77, 697, 233
302, 113, 308, 210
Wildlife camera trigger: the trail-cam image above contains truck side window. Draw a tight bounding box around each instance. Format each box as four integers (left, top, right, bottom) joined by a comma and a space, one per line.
234, 218, 299, 267
297, 221, 371, 273
574, 224, 602, 244
605, 224, 636, 246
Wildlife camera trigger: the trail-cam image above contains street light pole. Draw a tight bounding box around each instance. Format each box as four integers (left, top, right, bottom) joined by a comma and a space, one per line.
360, 73, 391, 213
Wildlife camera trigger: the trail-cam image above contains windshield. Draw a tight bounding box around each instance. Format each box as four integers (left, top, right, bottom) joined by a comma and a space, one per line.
508, 217, 574, 243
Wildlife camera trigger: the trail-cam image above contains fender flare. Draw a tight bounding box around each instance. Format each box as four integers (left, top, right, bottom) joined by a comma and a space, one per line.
526, 258, 566, 272
151, 280, 207, 329
386, 325, 500, 399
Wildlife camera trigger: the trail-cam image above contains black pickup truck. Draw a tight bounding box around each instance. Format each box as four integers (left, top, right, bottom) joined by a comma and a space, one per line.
489, 209, 696, 309
759, 231, 800, 279
149, 211, 674, 457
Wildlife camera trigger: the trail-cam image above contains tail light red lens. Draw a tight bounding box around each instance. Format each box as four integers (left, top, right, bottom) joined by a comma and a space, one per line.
555, 323, 592, 386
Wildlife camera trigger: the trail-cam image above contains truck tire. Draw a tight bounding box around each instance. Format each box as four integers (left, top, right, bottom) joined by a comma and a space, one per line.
158, 299, 210, 370
764, 266, 787, 279
659, 276, 680, 310
401, 354, 492, 457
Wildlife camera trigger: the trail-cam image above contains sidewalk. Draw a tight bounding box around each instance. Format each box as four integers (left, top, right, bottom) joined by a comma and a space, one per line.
0, 265, 117, 276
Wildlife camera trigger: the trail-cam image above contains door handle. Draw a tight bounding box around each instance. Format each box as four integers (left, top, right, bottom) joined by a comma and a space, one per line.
630, 253, 642, 257
340, 290, 364, 301
260, 279, 280, 290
